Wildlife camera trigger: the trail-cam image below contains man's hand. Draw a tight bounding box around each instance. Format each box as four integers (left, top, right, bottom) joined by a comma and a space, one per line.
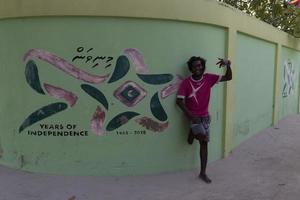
216, 58, 231, 68
176, 98, 196, 121
218, 58, 232, 82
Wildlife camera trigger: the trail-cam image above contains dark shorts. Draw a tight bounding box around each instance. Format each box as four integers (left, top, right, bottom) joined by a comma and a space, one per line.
189, 115, 211, 141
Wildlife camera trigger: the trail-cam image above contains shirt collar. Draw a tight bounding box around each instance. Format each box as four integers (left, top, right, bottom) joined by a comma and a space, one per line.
190, 74, 204, 82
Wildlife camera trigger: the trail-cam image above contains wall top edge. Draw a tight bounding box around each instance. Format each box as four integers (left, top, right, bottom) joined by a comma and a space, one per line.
1, 0, 300, 50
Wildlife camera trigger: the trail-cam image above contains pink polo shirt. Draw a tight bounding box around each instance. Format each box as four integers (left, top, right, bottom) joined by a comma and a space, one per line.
177, 73, 221, 117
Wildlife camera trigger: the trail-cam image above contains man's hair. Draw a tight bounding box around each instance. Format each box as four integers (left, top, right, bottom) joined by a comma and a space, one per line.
187, 56, 206, 71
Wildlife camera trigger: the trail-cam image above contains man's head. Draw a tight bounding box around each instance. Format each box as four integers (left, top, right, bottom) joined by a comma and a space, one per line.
187, 56, 206, 76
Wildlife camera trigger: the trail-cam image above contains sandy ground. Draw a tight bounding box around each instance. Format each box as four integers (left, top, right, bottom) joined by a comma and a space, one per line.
0, 114, 300, 200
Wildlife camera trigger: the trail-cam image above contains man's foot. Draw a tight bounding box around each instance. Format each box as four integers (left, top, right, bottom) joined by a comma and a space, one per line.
187, 132, 194, 145
199, 173, 212, 184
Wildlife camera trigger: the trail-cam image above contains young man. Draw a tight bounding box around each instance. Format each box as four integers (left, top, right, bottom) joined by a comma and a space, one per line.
176, 56, 232, 184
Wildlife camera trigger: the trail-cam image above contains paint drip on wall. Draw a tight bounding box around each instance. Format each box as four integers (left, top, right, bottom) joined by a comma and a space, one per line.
0, 142, 3, 158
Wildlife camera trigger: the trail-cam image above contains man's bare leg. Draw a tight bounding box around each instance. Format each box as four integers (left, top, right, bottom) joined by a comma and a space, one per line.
198, 138, 211, 183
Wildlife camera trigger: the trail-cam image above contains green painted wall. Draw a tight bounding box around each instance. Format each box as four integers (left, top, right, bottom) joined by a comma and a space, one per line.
279, 47, 300, 119
0, 17, 226, 175
1, 0, 300, 176
234, 33, 276, 147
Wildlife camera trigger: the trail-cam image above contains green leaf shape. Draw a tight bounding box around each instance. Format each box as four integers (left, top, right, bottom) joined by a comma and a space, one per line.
108, 55, 130, 83
25, 60, 45, 94
81, 84, 108, 110
106, 111, 140, 131
150, 92, 168, 121
137, 73, 173, 85
19, 102, 68, 133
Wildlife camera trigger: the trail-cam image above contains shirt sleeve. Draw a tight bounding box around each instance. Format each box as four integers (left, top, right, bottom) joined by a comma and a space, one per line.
177, 79, 187, 99
207, 73, 222, 87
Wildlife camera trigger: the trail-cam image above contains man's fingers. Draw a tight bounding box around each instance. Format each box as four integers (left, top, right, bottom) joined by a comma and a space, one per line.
217, 58, 231, 67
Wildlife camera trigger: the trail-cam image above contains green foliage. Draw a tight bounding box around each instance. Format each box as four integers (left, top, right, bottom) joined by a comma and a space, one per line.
218, 0, 300, 37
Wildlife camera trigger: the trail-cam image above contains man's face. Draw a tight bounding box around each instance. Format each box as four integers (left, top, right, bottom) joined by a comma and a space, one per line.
190, 60, 204, 76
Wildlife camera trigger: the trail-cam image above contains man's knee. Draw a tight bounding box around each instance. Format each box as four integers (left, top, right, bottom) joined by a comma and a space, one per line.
195, 134, 208, 143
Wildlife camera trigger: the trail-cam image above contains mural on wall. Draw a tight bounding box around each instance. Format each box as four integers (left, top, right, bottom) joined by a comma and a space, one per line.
72, 47, 114, 69
19, 48, 183, 136
282, 59, 296, 98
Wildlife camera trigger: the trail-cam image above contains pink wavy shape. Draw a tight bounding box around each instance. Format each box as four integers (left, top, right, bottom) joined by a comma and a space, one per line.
24, 49, 109, 84
135, 117, 168, 132
160, 74, 184, 99
123, 48, 149, 74
90, 106, 106, 136
44, 83, 78, 107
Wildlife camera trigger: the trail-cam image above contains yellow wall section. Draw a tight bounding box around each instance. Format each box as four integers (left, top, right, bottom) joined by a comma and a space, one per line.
223, 27, 236, 156
273, 44, 282, 127
1, 0, 300, 51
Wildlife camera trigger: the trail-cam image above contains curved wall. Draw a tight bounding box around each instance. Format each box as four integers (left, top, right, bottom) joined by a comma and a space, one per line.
0, 17, 226, 175
1, 0, 300, 175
